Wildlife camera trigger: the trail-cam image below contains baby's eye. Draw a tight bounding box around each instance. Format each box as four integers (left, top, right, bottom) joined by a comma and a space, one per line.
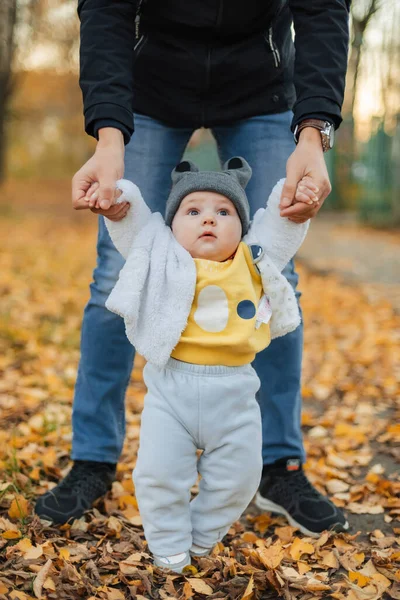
218, 209, 229, 216
188, 209, 199, 216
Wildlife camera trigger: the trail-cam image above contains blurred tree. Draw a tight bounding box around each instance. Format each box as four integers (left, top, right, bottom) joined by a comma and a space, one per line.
1, 0, 79, 181
0, 0, 17, 182
343, 0, 382, 117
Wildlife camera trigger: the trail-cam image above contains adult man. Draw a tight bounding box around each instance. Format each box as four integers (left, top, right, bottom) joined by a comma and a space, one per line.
36, 0, 350, 536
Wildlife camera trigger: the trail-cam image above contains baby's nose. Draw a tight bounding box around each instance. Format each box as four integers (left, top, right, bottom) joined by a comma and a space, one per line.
203, 215, 215, 224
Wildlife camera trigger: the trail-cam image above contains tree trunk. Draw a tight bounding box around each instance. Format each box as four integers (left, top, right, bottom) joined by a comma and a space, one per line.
343, 0, 380, 118
0, 0, 17, 183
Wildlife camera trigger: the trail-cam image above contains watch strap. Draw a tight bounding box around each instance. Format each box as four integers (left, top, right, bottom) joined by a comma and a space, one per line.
295, 119, 332, 152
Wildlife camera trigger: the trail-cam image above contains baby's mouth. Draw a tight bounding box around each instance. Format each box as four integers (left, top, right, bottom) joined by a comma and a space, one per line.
200, 231, 216, 239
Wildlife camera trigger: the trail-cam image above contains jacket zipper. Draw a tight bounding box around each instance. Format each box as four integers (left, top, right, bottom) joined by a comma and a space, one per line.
134, 34, 147, 57
267, 27, 280, 68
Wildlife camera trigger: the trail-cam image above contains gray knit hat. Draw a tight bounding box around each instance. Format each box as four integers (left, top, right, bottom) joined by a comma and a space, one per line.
165, 156, 252, 234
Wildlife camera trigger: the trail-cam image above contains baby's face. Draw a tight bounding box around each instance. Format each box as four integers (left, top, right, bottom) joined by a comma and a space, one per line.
172, 191, 242, 261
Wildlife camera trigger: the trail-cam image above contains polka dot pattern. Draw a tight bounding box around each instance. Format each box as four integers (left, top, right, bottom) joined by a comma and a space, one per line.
237, 300, 256, 320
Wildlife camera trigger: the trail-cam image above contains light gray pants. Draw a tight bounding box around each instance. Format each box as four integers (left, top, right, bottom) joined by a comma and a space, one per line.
133, 358, 262, 557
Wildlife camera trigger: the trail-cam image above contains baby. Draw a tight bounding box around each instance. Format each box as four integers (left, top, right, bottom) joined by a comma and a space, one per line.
88, 158, 313, 572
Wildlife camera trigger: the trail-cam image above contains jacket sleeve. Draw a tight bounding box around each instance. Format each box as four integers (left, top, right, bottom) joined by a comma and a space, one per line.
288, 0, 350, 130
105, 179, 152, 259
77, 0, 139, 144
244, 179, 309, 272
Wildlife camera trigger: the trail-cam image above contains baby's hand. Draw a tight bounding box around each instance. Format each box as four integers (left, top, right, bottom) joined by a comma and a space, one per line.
294, 176, 320, 206
84, 181, 101, 208
84, 181, 129, 221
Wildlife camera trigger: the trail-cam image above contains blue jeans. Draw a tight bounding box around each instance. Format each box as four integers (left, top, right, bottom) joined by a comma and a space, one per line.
72, 111, 305, 466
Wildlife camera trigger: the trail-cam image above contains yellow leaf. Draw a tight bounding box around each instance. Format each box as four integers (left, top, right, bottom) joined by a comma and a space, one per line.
16, 538, 33, 553
187, 578, 213, 595
290, 538, 314, 561
0, 583, 9, 594
274, 526, 297, 543
8, 495, 30, 520
128, 515, 142, 526
25, 544, 44, 560
334, 538, 355, 552
241, 574, 254, 600
257, 542, 285, 569
2, 530, 22, 539
59, 548, 70, 560
118, 494, 138, 510
306, 578, 331, 592
182, 564, 198, 575
43, 578, 56, 591
30, 467, 41, 481
9, 592, 32, 600
241, 532, 259, 543
297, 562, 312, 575
353, 552, 365, 566
121, 478, 134, 493
319, 550, 339, 569
349, 570, 371, 587
182, 582, 193, 599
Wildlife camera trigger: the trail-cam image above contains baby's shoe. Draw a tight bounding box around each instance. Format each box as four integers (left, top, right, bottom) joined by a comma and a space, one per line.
190, 543, 214, 557
153, 551, 191, 573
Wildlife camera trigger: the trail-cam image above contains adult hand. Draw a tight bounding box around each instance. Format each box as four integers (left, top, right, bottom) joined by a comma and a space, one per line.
279, 127, 332, 223
72, 127, 125, 216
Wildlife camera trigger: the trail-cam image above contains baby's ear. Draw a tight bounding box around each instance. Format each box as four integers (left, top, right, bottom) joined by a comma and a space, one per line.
223, 156, 252, 189
171, 160, 199, 185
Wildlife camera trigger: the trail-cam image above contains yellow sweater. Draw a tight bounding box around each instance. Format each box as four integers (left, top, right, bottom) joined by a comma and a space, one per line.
171, 242, 271, 366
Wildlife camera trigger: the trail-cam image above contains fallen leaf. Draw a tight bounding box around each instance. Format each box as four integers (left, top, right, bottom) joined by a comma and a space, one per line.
290, 538, 315, 561
33, 559, 52, 598
187, 578, 213, 595
319, 550, 339, 569
2, 529, 22, 539
241, 574, 254, 600
25, 544, 44, 560
106, 515, 122, 534
257, 541, 285, 569
8, 495, 30, 520
349, 570, 371, 587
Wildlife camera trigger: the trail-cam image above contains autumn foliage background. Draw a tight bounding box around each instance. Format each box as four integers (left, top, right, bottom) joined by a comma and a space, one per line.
0, 1, 400, 599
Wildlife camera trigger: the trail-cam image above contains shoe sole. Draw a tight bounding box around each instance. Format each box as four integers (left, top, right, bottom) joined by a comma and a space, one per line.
254, 492, 349, 538
154, 553, 191, 573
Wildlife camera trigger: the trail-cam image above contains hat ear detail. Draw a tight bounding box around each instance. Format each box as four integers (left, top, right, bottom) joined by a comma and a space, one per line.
222, 156, 252, 189
171, 160, 199, 184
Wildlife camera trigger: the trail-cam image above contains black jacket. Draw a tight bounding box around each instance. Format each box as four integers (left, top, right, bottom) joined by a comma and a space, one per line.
78, 0, 350, 144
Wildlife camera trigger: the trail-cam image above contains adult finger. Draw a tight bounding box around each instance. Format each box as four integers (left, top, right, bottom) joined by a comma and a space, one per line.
280, 201, 316, 218
90, 202, 130, 219
280, 156, 303, 209
98, 180, 117, 210
72, 169, 95, 210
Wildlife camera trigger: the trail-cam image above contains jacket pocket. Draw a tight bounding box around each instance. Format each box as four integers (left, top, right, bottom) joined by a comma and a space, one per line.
264, 27, 281, 68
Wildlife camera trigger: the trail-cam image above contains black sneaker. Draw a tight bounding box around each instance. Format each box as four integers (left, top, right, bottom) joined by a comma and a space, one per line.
255, 458, 349, 537
35, 460, 116, 524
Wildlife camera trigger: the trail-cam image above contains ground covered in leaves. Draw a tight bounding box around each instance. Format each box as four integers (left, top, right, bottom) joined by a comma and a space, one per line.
0, 182, 399, 600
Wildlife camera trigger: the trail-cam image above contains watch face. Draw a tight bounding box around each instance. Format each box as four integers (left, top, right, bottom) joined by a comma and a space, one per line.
322, 123, 334, 150
329, 126, 335, 148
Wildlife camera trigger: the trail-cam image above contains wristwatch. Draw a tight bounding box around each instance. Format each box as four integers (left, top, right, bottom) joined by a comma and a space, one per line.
293, 119, 334, 152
